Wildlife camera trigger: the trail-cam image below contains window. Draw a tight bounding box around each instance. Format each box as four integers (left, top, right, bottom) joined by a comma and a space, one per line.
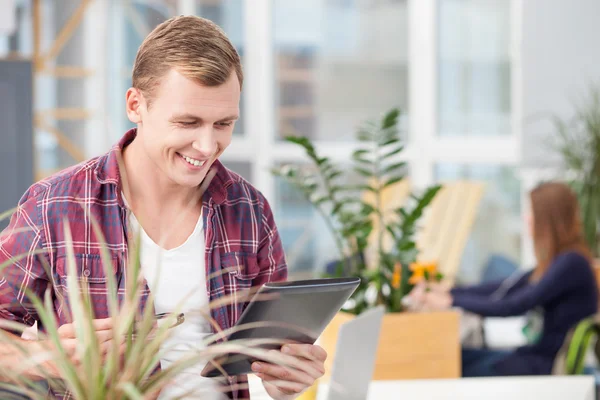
273, 0, 408, 141
4, 0, 524, 280
436, 163, 521, 283
438, 0, 511, 137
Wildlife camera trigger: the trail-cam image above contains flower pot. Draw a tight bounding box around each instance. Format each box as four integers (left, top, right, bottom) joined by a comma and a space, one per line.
320, 310, 461, 380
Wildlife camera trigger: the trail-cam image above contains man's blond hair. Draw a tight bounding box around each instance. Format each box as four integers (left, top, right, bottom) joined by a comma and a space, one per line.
132, 15, 243, 106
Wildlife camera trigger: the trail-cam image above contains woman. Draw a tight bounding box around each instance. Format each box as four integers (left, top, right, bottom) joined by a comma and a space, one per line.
409, 182, 598, 377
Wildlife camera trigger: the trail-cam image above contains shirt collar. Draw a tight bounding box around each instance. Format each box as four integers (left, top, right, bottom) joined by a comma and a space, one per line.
94, 128, 233, 205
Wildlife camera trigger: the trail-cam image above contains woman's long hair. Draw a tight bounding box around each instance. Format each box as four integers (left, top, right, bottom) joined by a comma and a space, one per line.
530, 182, 591, 281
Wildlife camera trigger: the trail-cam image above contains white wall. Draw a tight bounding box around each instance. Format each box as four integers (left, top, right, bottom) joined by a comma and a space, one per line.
519, 0, 600, 267
521, 0, 600, 168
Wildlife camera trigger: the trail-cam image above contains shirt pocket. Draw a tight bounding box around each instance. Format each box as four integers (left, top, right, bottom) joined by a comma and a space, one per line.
54, 253, 116, 319
220, 252, 260, 320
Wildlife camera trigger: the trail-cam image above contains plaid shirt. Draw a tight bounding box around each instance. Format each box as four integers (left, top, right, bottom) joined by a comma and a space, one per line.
0, 129, 287, 399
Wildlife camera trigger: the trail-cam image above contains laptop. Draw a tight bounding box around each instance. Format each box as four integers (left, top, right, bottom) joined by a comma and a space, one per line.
324, 305, 385, 400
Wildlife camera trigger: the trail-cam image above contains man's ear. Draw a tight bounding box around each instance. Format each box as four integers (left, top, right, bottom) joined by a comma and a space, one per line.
125, 88, 145, 124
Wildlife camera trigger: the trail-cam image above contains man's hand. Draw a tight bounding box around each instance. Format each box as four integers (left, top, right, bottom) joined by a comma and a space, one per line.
32, 318, 123, 378
252, 344, 327, 400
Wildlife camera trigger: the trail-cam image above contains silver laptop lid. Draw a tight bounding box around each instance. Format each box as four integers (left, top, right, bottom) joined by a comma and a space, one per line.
326, 305, 385, 400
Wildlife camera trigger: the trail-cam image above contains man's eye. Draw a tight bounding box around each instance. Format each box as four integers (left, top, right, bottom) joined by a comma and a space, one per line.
178, 121, 196, 127
216, 122, 233, 128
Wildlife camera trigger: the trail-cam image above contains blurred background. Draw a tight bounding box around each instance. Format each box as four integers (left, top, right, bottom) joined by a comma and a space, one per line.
1, 0, 598, 284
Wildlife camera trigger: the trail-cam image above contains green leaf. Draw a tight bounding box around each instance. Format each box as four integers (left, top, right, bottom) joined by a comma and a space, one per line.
310, 195, 329, 205
353, 149, 370, 158
382, 108, 400, 129
316, 157, 329, 166
382, 162, 407, 175
119, 382, 144, 400
352, 149, 373, 165
284, 136, 313, 150
360, 201, 375, 214
357, 130, 373, 141
331, 202, 345, 215
386, 225, 399, 241
383, 145, 404, 159
354, 166, 373, 177
351, 184, 376, 193
380, 137, 401, 147
327, 170, 343, 181
384, 176, 404, 188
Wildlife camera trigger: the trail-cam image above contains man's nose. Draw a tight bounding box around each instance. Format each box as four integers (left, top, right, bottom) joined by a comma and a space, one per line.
191, 130, 217, 158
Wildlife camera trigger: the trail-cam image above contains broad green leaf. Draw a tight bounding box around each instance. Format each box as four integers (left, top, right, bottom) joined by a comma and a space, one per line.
381, 108, 400, 129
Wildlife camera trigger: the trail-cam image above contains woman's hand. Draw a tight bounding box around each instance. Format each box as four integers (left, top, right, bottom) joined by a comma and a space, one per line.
423, 289, 453, 311
406, 281, 453, 312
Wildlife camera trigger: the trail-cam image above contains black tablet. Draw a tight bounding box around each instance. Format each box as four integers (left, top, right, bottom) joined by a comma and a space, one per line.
201, 277, 360, 377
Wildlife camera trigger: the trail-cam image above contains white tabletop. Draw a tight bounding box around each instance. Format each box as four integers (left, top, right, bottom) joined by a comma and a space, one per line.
316, 376, 596, 400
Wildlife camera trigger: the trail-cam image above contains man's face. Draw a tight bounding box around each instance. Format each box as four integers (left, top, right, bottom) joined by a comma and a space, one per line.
127, 69, 240, 188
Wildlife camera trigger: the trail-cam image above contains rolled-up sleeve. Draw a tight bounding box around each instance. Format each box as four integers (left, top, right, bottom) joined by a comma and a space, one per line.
0, 188, 49, 328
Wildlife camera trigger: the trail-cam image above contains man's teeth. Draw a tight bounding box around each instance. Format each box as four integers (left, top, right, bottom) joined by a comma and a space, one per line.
183, 155, 205, 167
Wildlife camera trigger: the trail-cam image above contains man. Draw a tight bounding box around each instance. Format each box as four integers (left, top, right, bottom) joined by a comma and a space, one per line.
0, 16, 326, 399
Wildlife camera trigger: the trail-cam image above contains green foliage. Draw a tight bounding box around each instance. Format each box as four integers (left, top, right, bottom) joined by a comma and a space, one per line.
551, 86, 600, 257
272, 108, 441, 313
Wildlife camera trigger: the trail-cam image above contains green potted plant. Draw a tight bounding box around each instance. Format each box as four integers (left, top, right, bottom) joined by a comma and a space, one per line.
551, 87, 600, 259
272, 108, 461, 380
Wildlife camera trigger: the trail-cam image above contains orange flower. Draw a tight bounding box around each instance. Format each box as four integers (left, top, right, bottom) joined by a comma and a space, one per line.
408, 262, 424, 284
392, 262, 401, 289
409, 261, 438, 284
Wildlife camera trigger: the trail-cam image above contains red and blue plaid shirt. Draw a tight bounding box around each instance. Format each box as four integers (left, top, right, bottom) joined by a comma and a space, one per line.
0, 129, 287, 399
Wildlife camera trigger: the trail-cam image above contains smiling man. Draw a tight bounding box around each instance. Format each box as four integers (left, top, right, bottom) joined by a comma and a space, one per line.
0, 16, 326, 400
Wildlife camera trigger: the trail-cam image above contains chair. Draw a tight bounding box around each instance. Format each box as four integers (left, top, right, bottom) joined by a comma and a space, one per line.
362, 179, 485, 285
416, 180, 485, 284
553, 315, 600, 376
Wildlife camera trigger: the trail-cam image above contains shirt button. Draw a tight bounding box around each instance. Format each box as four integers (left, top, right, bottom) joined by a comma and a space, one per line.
83, 269, 91, 277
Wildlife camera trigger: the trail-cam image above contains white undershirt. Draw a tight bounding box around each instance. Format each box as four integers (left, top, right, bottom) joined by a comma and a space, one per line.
127, 208, 227, 400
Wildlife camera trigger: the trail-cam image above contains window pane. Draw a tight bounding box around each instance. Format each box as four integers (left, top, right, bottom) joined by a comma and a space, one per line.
196, 0, 245, 136
274, 0, 408, 141
273, 163, 369, 278
438, 0, 511, 136
275, 174, 322, 279
435, 164, 521, 283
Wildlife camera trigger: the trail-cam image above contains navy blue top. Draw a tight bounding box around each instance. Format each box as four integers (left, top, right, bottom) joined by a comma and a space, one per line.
452, 251, 598, 375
